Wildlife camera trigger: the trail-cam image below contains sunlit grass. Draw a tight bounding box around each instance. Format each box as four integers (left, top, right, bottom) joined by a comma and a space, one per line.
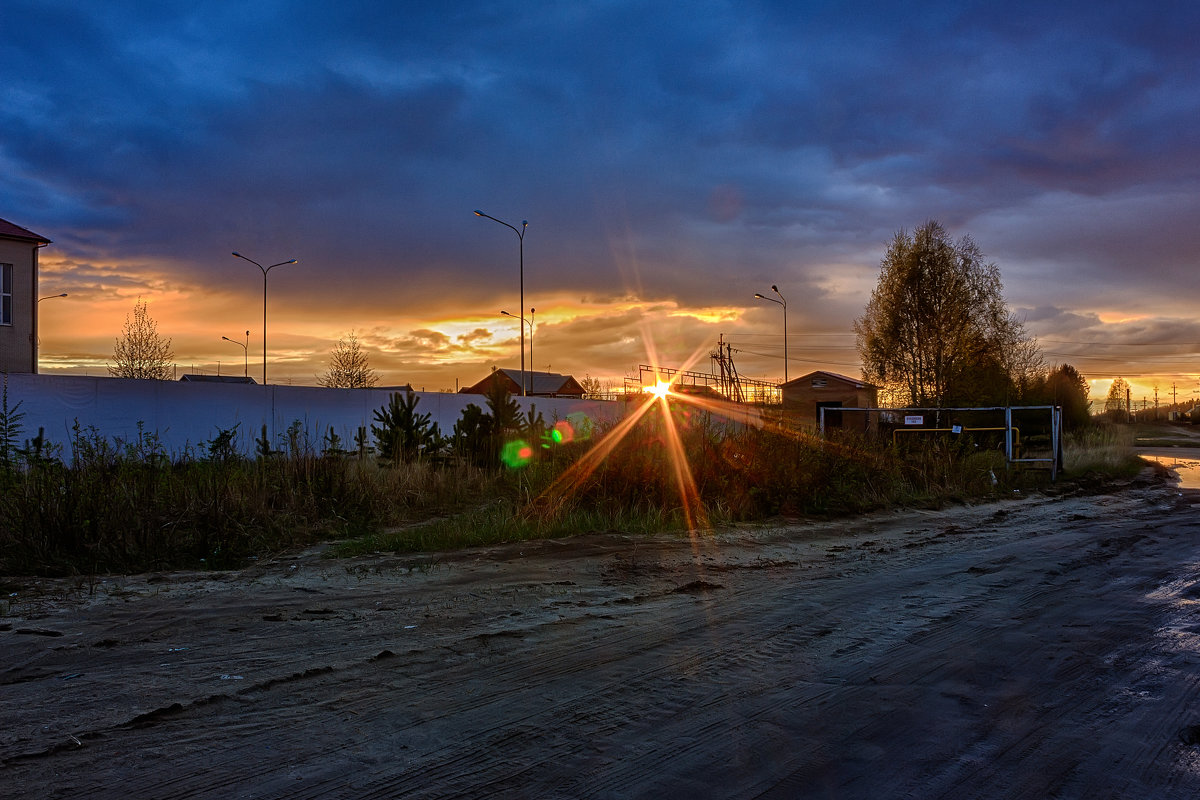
1062, 424, 1140, 476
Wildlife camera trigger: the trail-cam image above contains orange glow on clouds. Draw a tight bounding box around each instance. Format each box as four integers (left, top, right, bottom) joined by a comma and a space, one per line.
33, 252, 1197, 396
35, 256, 775, 388
1095, 312, 1148, 325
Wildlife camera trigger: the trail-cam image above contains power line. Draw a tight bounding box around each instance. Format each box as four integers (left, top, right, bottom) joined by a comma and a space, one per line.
728, 332, 857, 338
1044, 351, 1200, 364
731, 346, 863, 368
1039, 339, 1200, 347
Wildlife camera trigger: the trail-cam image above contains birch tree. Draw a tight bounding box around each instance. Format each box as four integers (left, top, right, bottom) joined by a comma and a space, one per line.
109, 299, 174, 380
854, 220, 1041, 406
319, 332, 379, 388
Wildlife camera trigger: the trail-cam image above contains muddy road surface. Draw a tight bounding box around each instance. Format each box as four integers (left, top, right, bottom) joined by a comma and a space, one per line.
5, 476, 1200, 799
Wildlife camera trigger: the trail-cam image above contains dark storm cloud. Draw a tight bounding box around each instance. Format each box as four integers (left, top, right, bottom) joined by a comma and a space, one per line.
4, 0, 1200, 380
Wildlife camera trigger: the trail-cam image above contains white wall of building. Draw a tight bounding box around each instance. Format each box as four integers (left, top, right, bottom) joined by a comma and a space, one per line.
3, 374, 622, 458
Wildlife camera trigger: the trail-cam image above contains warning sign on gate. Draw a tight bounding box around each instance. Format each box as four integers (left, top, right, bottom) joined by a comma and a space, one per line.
903, 415, 924, 425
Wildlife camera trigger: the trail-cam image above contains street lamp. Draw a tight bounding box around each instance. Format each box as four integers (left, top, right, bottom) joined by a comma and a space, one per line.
475, 210, 528, 395
753, 284, 788, 383
232, 252, 297, 385
222, 330, 250, 378
501, 307, 535, 383
35, 293, 68, 373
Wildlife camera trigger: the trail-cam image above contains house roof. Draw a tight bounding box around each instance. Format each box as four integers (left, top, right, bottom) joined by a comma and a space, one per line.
179, 374, 258, 384
462, 369, 585, 396
782, 370, 875, 390
0, 217, 51, 244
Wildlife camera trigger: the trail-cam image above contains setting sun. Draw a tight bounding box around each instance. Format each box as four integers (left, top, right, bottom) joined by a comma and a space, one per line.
645, 379, 673, 399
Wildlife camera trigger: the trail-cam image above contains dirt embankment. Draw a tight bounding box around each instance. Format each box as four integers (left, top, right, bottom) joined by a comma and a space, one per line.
4, 475, 1200, 799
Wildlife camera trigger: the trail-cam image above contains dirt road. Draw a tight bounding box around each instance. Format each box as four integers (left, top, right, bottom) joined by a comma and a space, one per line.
4, 474, 1200, 799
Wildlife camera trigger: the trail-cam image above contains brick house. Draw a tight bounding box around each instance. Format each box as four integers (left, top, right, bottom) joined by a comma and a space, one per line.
781, 370, 878, 430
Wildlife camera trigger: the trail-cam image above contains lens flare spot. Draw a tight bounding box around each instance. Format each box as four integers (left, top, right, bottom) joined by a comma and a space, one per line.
566, 412, 594, 440
551, 421, 574, 444
501, 439, 534, 468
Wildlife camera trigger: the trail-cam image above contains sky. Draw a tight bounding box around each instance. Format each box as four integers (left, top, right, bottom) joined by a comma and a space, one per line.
5, 0, 1199, 406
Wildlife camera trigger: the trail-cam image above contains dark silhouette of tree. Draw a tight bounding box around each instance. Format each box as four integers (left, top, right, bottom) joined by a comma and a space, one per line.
109, 299, 174, 380
371, 391, 440, 462
1044, 364, 1091, 429
854, 220, 1041, 406
319, 332, 379, 388
485, 380, 524, 462
579, 374, 604, 398
451, 403, 492, 465
1104, 377, 1131, 421
449, 385, 532, 468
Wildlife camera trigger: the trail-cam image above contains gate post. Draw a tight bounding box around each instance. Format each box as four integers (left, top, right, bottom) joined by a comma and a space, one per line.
1004, 406, 1014, 469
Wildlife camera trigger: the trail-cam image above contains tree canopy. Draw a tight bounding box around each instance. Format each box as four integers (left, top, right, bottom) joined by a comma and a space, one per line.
854, 220, 1042, 407
1043, 364, 1091, 429
1024, 363, 1092, 430
109, 299, 174, 380
1105, 377, 1131, 420
318, 332, 379, 389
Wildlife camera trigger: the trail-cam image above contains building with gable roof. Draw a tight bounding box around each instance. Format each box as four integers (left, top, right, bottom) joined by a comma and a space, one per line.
781, 370, 878, 430
0, 217, 53, 373
460, 368, 586, 399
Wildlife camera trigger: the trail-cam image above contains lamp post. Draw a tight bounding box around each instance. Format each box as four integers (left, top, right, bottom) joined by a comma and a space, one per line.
501, 307, 535, 383
753, 284, 787, 383
35, 293, 68, 373
232, 252, 297, 385
222, 330, 250, 378
475, 210, 528, 395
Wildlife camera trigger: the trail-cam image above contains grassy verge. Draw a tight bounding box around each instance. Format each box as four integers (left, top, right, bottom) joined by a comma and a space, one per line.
0, 451, 499, 576
330, 501, 689, 558
1062, 424, 1143, 479
333, 416, 1058, 559
2, 412, 1142, 576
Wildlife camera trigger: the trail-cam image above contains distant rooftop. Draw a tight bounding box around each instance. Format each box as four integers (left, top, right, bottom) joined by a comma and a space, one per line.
179, 374, 257, 384
461, 368, 586, 398
782, 370, 873, 389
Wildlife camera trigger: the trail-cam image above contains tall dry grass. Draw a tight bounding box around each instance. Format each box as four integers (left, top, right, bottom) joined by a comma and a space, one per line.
0, 423, 499, 575
334, 409, 1026, 557
1062, 423, 1138, 475
5, 406, 1131, 575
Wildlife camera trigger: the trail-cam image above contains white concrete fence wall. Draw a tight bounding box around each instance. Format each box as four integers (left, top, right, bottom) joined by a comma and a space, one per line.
3, 374, 623, 459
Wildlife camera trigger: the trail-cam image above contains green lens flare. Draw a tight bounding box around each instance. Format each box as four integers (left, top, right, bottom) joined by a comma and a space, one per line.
501, 439, 534, 468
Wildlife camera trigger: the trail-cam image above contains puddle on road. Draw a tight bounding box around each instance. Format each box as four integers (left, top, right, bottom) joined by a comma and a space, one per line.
1141, 449, 1200, 489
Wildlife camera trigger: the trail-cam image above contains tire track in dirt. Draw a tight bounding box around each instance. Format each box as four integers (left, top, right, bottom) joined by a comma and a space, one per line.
5, 484, 1200, 798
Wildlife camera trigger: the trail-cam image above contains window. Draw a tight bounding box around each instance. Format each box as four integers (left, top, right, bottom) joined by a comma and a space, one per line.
1, 263, 11, 326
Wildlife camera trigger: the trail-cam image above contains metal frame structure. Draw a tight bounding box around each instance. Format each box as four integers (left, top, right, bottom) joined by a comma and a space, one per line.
819, 405, 1062, 480
624, 364, 780, 405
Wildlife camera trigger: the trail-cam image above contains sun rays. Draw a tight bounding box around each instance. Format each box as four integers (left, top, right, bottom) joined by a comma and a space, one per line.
533, 326, 772, 534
